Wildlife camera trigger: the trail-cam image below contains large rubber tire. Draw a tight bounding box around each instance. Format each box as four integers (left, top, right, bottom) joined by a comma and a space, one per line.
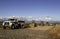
11, 25, 15, 29
3, 26, 6, 29
21, 25, 25, 29
15, 25, 19, 29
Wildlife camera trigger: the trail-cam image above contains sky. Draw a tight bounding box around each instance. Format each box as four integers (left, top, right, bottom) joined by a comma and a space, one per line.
0, 0, 60, 18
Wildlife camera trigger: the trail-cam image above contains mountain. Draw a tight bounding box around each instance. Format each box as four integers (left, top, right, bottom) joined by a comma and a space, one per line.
0, 16, 60, 23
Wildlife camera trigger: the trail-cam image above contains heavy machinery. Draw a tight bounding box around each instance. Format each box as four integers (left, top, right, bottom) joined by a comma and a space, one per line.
2, 18, 25, 29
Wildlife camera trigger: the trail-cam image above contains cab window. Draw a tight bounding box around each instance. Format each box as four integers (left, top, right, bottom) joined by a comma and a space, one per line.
4, 22, 9, 25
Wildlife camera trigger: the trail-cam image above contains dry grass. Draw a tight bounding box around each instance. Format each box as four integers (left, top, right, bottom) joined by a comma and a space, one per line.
29, 23, 35, 28
47, 25, 60, 39
0, 26, 53, 39
0, 28, 49, 39
0, 21, 60, 39
29, 26, 53, 30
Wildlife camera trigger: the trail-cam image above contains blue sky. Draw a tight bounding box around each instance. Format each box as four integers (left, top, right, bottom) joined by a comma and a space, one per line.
0, 0, 60, 18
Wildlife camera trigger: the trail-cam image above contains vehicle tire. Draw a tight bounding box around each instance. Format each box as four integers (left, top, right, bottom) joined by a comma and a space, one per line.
15, 25, 19, 29
11, 25, 15, 29
3, 26, 6, 29
21, 25, 25, 29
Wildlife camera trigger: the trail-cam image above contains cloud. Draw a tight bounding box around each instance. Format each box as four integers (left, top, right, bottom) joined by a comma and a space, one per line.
26, 16, 33, 18
0, 16, 3, 19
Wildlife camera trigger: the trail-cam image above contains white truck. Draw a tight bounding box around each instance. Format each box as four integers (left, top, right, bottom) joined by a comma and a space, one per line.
2, 21, 25, 29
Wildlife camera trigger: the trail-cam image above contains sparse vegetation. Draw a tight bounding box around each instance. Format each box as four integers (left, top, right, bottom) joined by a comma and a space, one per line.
40, 21, 44, 26
29, 20, 37, 28
0, 21, 60, 39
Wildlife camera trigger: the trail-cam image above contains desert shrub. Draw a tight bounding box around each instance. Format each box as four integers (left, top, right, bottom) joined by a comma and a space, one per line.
28, 20, 37, 28
46, 22, 50, 26
40, 21, 44, 26
29, 23, 35, 28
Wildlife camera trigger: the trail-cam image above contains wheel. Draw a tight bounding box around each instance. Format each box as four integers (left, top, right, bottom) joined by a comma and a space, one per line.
21, 24, 25, 29
11, 25, 15, 29
3, 26, 6, 29
15, 24, 19, 29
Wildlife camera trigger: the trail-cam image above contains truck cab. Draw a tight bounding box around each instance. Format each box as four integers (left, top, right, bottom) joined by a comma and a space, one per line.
2, 21, 18, 29
2, 20, 25, 29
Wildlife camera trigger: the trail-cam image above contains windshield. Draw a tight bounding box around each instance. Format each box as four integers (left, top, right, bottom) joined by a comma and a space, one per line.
4, 22, 9, 25
12, 22, 18, 24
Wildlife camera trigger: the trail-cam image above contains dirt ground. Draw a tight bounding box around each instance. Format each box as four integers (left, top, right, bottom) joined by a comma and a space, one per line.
0, 26, 53, 39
